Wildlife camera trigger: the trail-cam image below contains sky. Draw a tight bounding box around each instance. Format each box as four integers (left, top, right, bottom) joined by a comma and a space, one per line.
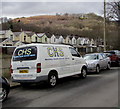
1, 1, 106, 18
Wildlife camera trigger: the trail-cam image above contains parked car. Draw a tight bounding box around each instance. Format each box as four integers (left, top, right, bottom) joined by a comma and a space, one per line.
11, 44, 87, 87
84, 53, 111, 73
104, 50, 120, 66
0, 77, 10, 102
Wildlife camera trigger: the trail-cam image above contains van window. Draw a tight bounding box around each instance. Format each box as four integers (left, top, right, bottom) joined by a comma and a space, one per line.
13, 46, 37, 61
69, 47, 80, 57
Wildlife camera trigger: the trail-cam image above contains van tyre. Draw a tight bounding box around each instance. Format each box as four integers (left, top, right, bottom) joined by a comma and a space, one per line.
48, 73, 57, 87
80, 68, 87, 79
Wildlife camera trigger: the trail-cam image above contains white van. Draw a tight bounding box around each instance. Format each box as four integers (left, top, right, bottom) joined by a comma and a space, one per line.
11, 44, 87, 87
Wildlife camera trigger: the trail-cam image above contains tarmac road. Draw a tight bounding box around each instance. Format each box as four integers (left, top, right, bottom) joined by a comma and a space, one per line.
2, 67, 119, 108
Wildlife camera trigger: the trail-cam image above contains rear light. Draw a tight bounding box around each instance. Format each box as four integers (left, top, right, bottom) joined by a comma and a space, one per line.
37, 63, 41, 73
10, 65, 13, 73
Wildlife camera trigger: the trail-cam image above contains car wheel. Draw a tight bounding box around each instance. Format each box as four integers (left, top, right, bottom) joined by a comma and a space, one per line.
0, 87, 8, 102
96, 65, 100, 73
80, 68, 87, 79
107, 63, 111, 70
48, 73, 57, 87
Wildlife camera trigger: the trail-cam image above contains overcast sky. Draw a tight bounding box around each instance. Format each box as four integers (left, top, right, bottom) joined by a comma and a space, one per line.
1, 2, 104, 18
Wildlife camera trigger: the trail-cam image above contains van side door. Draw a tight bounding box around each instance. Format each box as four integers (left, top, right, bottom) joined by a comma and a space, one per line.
69, 47, 82, 73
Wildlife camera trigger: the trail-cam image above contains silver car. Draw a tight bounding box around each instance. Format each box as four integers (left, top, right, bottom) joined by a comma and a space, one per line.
84, 53, 111, 73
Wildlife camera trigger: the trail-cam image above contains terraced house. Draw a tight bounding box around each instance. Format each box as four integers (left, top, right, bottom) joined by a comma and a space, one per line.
0, 30, 103, 53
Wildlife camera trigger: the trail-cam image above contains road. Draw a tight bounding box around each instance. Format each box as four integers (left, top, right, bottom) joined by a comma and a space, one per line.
3, 67, 119, 107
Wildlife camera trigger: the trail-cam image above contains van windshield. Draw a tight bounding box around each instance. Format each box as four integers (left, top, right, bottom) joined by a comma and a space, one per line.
13, 46, 37, 61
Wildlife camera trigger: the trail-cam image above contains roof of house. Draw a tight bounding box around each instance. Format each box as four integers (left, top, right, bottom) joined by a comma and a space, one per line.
0, 30, 12, 35
23, 31, 35, 36
36, 33, 45, 38
13, 32, 21, 36
55, 35, 60, 39
2, 38, 12, 43
0, 38, 7, 43
13, 41, 24, 45
0, 30, 6, 35
67, 35, 73, 40
26, 32, 35, 36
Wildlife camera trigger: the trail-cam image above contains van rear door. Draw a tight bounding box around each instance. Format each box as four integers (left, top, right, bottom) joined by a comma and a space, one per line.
12, 46, 38, 80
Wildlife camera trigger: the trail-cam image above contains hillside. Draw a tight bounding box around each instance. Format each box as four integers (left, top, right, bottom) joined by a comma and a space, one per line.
1, 13, 119, 49
11, 13, 104, 38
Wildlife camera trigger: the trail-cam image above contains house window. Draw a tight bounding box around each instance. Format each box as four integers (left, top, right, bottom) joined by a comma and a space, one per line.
54, 38, 56, 43
74, 40, 76, 44
35, 37, 37, 42
68, 39, 70, 44
24, 36, 26, 42
10, 34, 13, 40
6, 44, 12, 46
45, 37, 47, 43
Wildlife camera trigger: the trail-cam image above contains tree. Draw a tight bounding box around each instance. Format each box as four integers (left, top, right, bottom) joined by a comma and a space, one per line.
106, 1, 120, 22
106, 1, 120, 50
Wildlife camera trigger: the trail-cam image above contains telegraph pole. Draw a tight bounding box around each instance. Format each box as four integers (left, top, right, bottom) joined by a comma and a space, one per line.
104, 0, 106, 51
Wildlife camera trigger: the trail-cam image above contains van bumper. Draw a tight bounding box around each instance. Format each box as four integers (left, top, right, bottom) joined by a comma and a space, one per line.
12, 76, 48, 83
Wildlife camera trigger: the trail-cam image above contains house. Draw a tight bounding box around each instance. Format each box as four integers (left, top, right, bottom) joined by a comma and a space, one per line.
76, 37, 81, 45
5, 30, 15, 40
19, 31, 34, 43
36, 33, 47, 43
84, 38, 90, 45
13, 32, 21, 41
50, 35, 56, 43
0, 30, 15, 40
65, 35, 72, 44
90, 38, 95, 46
14, 41, 24, 47
0, 31, 7, 44
80, 38, 85, 46
0, 30, 15, 46
1, 38, 13, 46
54, 35, 64, 44
31, 33, 38, 43
0, 30, 6, 39
71, 36, 77, 45
58, 35, 65, 44
31, 33, 48, 43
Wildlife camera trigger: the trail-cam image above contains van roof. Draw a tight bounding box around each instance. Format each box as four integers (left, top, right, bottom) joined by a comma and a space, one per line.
15, 43, 72, 48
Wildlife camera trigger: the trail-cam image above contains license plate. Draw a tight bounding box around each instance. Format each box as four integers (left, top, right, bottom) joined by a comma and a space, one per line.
19, 70, 28, 73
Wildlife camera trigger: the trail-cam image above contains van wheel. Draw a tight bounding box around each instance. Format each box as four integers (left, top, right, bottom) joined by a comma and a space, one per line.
48, 73, 57, 87
80, 68, 87, 79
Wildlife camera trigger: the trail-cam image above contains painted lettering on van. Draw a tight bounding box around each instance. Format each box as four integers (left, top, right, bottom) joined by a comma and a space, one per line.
18, 48, 32, 56
47, 47, 64, 57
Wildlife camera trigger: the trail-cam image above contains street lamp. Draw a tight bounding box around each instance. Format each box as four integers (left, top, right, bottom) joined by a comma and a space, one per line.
104, 0, 106, 51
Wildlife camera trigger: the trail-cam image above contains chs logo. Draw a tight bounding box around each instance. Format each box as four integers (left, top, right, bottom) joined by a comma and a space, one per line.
18, 48, 32, 56
47, 47, 64, 57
